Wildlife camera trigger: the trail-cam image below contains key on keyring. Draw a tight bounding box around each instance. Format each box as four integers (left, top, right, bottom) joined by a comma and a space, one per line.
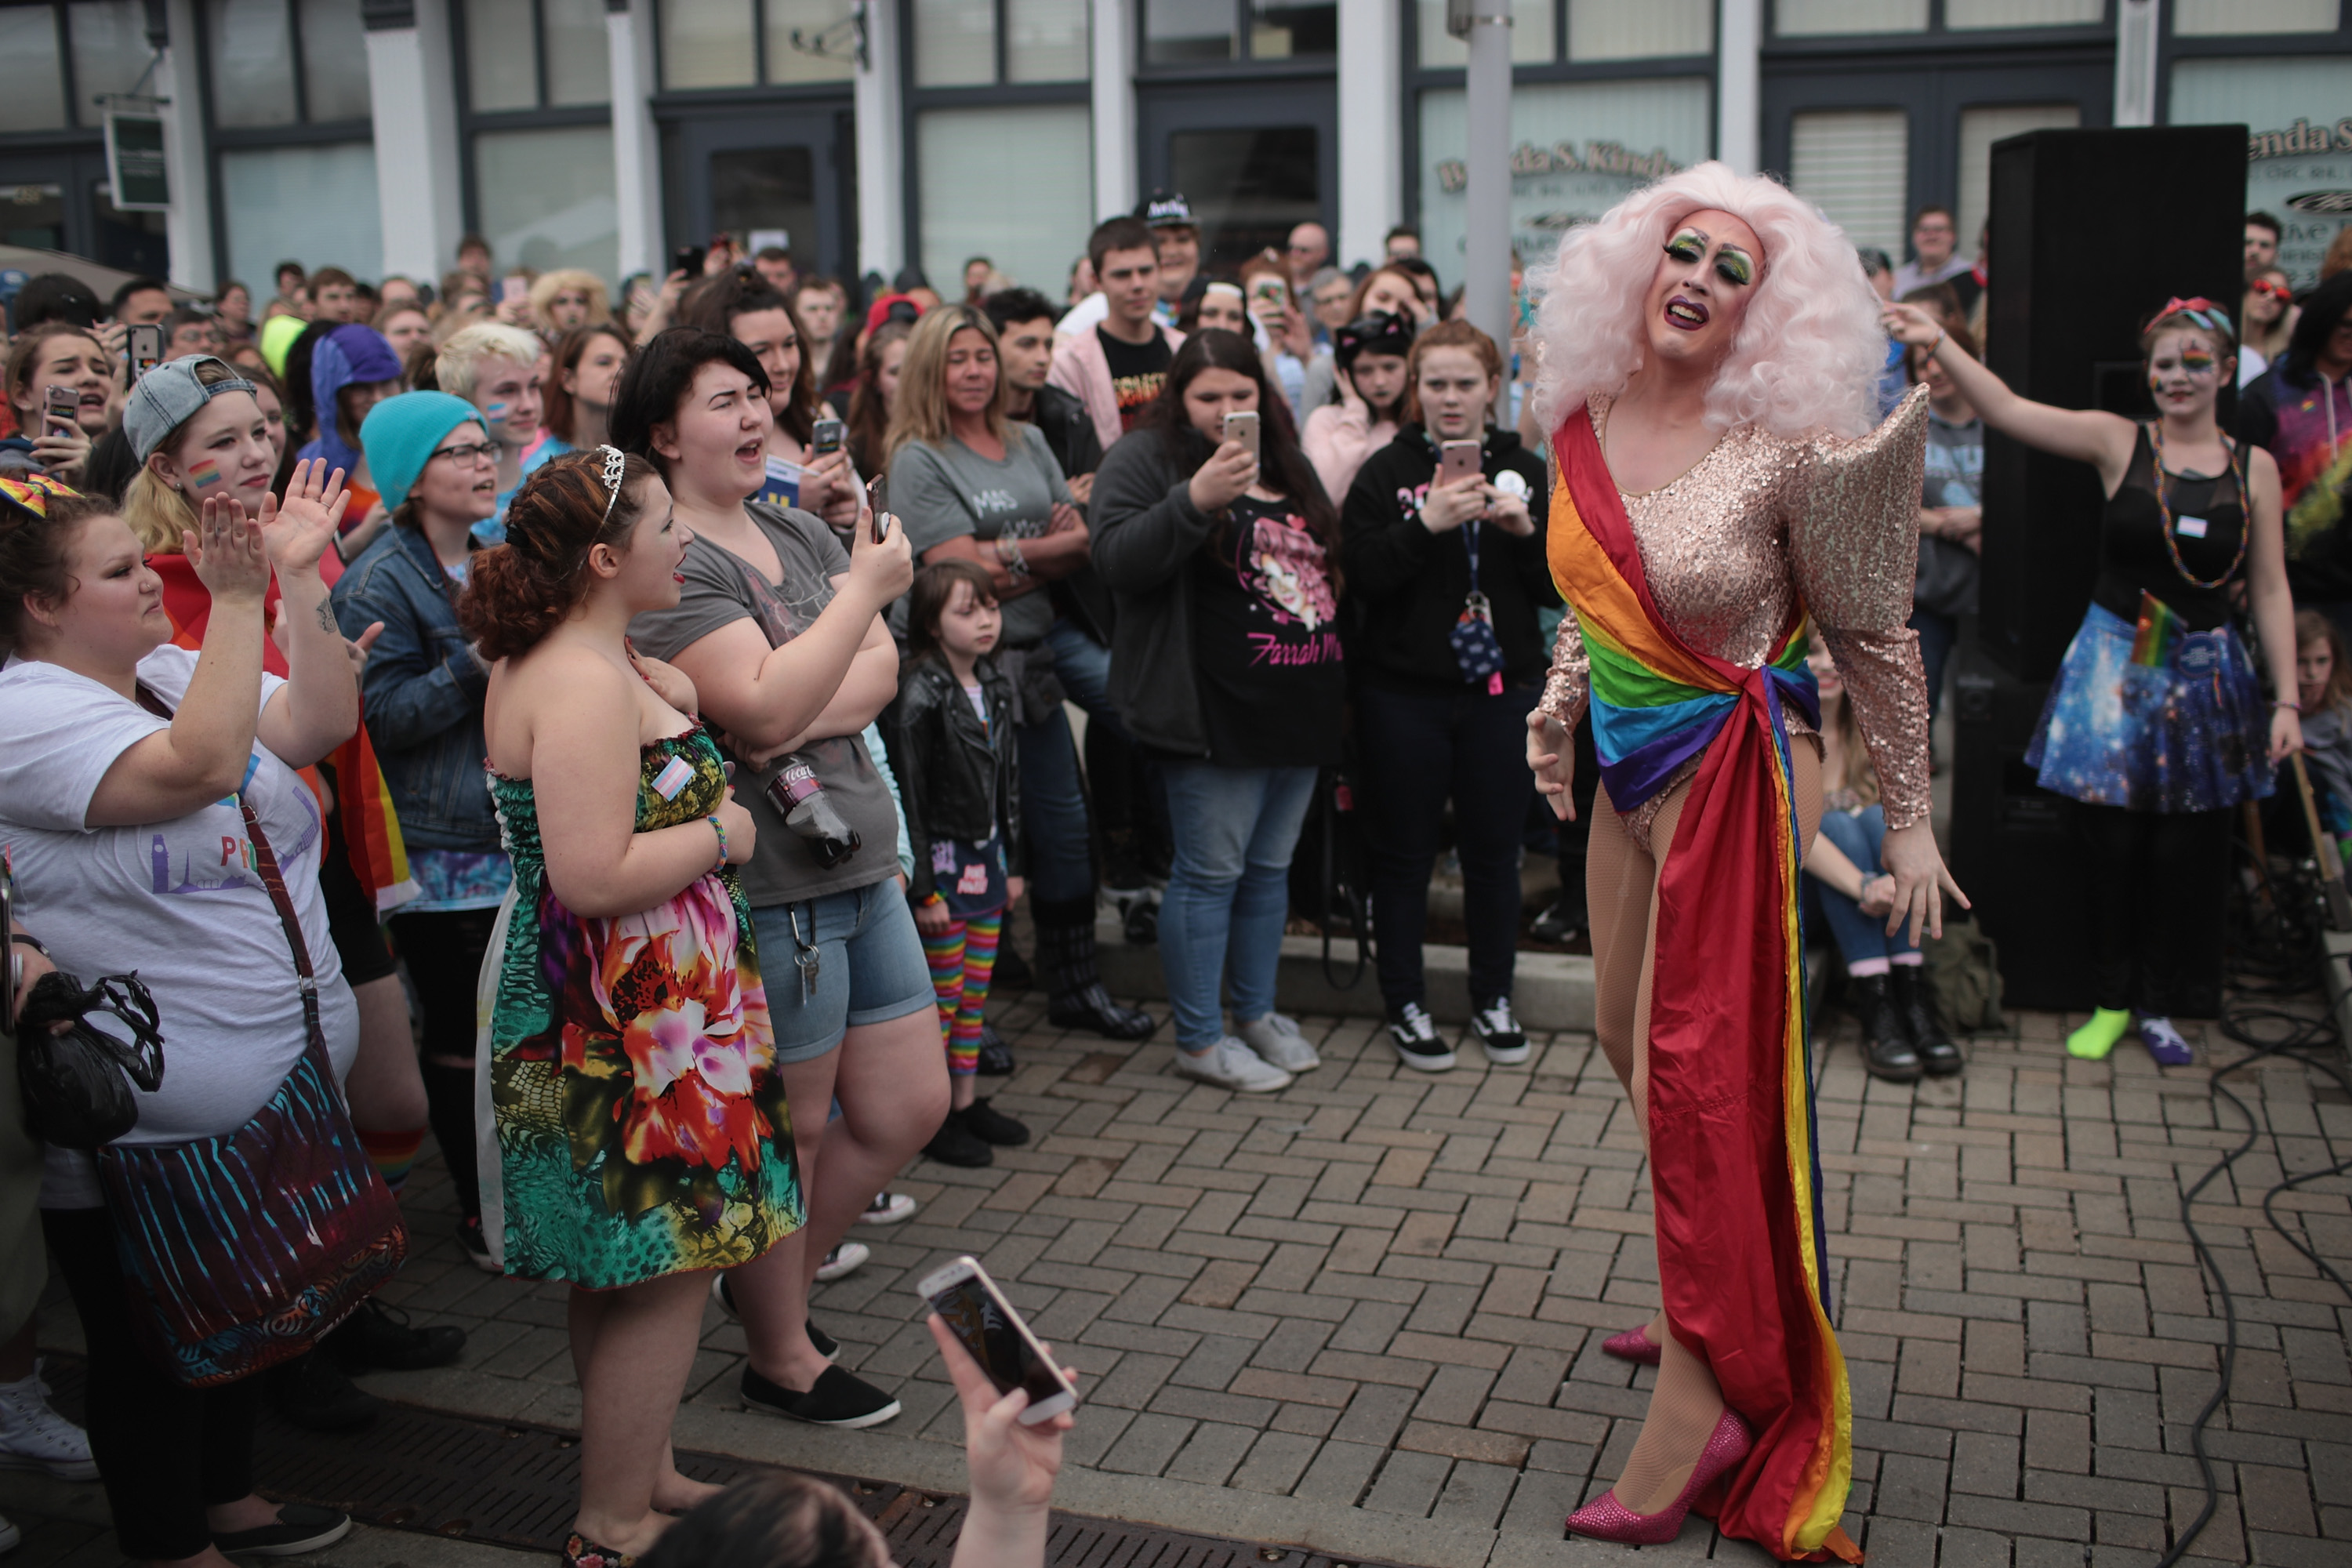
796, 945, 820, 1004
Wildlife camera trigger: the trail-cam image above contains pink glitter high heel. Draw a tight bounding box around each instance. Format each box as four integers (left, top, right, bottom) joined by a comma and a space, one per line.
1600, 1324, 1663, 1366
1564, 1408, 1753, 1545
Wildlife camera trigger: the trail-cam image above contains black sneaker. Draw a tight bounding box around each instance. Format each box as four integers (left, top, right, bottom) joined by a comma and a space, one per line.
1468, 997, 1530, 1066
994, 942, 1033, 992
740, 1363, 900, 1428
1529, 898, 1583, 945
211, 1502, 353, 1557
709, 1276, 840, 1361
458, 1215, 496, 1273
1387, 1003, 1456, 1073
975, 1025, 1015, 1076
924, 1113, 994, 1167
266, 1353, 380, 1432
1049, 984, 1158, 1041
960, 1098, 1029, 1147
325, 1298, 466, 1374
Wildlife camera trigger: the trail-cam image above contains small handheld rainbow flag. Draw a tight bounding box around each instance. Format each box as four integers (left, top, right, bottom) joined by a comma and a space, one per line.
2131, 590, 2180, 668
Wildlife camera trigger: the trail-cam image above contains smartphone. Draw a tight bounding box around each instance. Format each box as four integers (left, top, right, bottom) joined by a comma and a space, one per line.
916, 1256, 1080, 1425
43, 384, 78, 430
499, 276, 527, 307
1222, 410, 1260, 461
127, 322, 163, 381
866, 473, 890, 544
811, 416, 845, 456
1247, 277, 1287, 313
673, 245, 706, 278
1439, 438, 1483, 486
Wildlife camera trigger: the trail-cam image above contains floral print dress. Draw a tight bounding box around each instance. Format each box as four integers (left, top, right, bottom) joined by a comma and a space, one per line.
481, 725, 801, 1287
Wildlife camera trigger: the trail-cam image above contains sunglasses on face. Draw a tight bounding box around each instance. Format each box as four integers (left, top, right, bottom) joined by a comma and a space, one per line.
2252, 278, 2293, 302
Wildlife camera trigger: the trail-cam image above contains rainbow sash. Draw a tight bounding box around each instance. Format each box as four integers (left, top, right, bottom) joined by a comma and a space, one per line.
1549, 409, 1860, 1564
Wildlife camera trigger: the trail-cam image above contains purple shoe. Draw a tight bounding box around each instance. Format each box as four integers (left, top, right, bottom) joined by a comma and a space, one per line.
2136, 1015, 2195, 1067
1565, 1407, 1754, 1544
1600, 1324, 1662, 1366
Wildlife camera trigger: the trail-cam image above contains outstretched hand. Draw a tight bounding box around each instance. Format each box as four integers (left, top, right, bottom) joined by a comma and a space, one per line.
184, 494, 271, 604
260, 458, 348, 575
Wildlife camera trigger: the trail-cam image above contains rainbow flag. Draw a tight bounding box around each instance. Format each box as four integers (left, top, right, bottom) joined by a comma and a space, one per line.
154, 554, 416, 913
2129, 590, 2180, 670
1548, 409, 1860, 1564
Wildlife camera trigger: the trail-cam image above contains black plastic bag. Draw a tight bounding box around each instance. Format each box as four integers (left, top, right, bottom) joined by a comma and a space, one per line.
15, 970, 165, 1150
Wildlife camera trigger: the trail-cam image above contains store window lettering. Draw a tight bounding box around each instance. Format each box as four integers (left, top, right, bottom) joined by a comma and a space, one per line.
1434, 140, 1682, 194
2245, 117, 2352, 287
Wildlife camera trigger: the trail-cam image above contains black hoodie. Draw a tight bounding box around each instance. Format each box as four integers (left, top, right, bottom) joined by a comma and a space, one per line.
1339, 425, 1556, 695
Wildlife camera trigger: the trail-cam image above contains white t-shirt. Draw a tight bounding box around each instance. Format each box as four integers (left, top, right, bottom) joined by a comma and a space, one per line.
0, 646, 359, 1197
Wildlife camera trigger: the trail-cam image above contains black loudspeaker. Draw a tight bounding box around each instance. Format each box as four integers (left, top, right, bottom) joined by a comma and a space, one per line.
1977, 125, 2246, 682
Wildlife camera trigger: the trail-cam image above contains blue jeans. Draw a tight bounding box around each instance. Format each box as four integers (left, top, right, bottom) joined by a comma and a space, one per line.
749, 882, 937, 1062
1014, 699, 1093, 906
1803, 805, 1918, 967
1045, 617, 1123, 739
1159, 762, 1319, 1049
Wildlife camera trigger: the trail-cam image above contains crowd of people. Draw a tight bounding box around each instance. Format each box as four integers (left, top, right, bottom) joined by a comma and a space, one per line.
0, 175, 2343, 1566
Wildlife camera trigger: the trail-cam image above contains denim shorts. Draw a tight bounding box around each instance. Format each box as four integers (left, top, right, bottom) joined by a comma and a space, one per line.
750, 880, 938, 1063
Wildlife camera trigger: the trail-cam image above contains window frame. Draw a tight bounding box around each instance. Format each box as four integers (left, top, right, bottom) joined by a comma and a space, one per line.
648, 0, 864, 97
1761, 0, 2115, 53
449, 0, 615, 251
2155, 3, 2352, 124
1137, 0, 1337, 78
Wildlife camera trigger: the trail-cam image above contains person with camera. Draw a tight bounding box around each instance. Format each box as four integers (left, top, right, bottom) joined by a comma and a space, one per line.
1304, 311, 1414, 506
887, 306, 1153, 1046
0, 324, 111, 485
1342, 321, 1553, 1071
0, 470, 371, 1564
466, 448, 801, 1567
1091, 329, 1344, 1092
617, 328, 932, 1432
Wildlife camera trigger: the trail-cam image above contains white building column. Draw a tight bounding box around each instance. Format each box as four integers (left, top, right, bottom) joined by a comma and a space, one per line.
855, 0, 905, 282
1090, 0, 1135, 221
1716, 0, 1762, 174
1336, 0, 1399, 270
160, 0, 214, 292
2114, 0, 2160, 127
608, 0, 663, 279
364, 0, 466, 283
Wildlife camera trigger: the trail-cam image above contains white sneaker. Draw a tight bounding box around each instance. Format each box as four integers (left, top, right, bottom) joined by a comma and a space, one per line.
1468, 997, 1530, 1065
1387, 1003, 1456, 1072
1173, 1037, 1294, 1094
858, 1191, 919, 1225
1237, 1012, 1320, 1072
0, 1366, 96, 1481
816, 1241, 869, 1282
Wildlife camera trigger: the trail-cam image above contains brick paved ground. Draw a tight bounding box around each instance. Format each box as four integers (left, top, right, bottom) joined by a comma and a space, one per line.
27, 990, 2352, 1566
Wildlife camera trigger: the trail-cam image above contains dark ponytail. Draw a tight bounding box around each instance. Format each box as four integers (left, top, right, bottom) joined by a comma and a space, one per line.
458, 448, 656, 662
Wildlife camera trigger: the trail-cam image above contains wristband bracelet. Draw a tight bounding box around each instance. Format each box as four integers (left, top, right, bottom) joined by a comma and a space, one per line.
1926, 326, 1947, 358
709, 815, 729, 869
9, 933, 46, 958
2274, 699, 2302, 711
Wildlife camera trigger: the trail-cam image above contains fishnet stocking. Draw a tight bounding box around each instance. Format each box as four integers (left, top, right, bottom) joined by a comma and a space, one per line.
1584, 743, 1821, 1515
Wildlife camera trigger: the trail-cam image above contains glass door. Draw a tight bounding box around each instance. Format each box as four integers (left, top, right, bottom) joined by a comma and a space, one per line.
670, 107, 857, 283
1138, 82, 1334, 274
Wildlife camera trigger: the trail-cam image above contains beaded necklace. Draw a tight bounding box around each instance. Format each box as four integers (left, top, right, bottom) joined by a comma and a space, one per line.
2146, 423, 2248, 592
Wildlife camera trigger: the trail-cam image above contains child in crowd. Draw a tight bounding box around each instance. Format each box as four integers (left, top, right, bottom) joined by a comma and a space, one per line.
888, 561, 1031, 1167
2294, 608, 2352, 859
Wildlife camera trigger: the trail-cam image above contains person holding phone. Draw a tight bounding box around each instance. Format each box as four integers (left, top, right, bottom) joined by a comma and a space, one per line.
1236, 254, 1321, 419
1091, 328, 1344, 1092
1341, 321, 1552, 1071
681, 269, 859, 530
0, 325, 110, 485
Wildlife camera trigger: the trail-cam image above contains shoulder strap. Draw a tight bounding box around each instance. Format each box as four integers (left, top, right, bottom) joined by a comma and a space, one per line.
239, 801, 328, 1055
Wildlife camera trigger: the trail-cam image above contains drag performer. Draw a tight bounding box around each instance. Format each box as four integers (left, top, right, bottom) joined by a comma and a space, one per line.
1883, 297, 2295, 1065
1525, 163, 1959, 1559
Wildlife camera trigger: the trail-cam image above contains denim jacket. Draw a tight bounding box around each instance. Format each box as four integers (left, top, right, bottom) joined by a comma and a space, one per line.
329, 524, 499, 851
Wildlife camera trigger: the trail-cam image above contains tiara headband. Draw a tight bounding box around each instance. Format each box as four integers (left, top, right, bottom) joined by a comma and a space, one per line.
598, 445, 625, 521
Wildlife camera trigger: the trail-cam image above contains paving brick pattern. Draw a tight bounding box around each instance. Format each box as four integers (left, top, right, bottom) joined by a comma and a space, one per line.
361, 995, 2351, 1566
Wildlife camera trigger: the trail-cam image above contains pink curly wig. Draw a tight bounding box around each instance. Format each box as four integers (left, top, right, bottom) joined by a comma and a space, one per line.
1530, 162, 1886, 441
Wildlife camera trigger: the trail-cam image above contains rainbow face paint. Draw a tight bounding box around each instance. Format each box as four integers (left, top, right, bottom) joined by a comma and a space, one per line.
483, 401, 510, 425
187, 458, 223, 488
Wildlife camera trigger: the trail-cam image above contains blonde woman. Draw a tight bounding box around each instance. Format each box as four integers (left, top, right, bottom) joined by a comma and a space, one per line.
528, 269, 612, 339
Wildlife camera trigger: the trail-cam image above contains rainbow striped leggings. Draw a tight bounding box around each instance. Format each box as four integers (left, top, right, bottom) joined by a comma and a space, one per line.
922, 906, 1004, 1075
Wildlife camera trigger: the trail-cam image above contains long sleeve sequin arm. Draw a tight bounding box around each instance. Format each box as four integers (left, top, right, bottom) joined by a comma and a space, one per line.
1540, 605, 1590, 731
1791, 384, 1934, 829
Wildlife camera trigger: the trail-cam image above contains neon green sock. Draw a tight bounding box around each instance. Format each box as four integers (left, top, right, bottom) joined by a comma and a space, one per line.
2067, 1006, 2132, 1060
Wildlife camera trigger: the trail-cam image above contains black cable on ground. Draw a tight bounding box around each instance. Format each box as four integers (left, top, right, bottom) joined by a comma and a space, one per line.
2158, 840, 2352, 1566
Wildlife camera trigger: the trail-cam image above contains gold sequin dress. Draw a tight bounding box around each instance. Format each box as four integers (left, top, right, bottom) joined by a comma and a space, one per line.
1541, 386, 1934, 832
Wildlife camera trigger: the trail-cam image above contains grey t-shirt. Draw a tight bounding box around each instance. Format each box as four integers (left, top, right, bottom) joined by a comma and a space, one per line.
888, 425, 1071, 648
628, 502, 899, 909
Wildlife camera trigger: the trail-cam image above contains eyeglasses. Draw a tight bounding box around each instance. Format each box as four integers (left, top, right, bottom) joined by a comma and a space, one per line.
431, 439, 502, 465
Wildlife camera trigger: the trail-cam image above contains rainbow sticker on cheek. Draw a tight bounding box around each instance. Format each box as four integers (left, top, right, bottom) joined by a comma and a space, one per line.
484, 401, 510, 424
187, 459, 223, 488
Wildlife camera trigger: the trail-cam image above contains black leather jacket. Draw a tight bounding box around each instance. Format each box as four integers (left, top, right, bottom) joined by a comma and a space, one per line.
885, 655, 1026, 902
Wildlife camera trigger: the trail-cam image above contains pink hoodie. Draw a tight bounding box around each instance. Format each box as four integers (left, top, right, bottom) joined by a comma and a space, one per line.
1049, 323, 1186, 452
1302, 401, 1398, 506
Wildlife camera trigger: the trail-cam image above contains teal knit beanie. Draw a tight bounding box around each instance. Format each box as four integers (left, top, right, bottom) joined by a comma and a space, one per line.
361, 391, 483, 510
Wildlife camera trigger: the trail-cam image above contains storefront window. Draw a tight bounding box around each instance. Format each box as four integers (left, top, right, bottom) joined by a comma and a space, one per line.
220, 142, 381, 289
1416, 0, 1552, 67
1007, 0, 1088, 82
1788, 107, 1909, 256
1774, 0, 1927, 34
1944, 0, 2100, 24
0, 185, 65, 250
1417, 77, 1711, 288
662, 0, 758, 89
1249, 0, 1333, 57
1955, 103, 2078, 253
468, 1, 539, 111
916, 103, 1091, 296
2172, 56, 2352, 288
1568, 0, 1709, 60
298, 0, 372, 120
68, 2, 151, 125
2174, 0, 2339, 32
209, 0, 299, 128
1145, 0, 1234, 64
544, 0, 613, 106
474, 125, 620, 278
914, 0, 996, 85
0, 11, 65, 132
765, 0, 858, 83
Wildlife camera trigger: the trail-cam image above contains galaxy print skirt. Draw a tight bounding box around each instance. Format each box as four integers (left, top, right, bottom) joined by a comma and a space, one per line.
2026, 601, 2273, 813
